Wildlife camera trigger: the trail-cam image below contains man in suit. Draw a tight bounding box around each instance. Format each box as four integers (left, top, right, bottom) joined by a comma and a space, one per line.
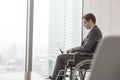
50, 13, 102, 80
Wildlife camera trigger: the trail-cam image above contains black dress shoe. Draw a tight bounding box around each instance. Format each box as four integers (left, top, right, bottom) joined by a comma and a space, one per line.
46, 76, 53, 80
49, 76, 53, 79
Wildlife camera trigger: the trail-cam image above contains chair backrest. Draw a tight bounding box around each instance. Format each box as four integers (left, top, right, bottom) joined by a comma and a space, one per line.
89, 36, 120, 80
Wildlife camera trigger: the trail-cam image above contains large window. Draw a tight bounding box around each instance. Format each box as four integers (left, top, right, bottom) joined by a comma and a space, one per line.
0, 0, 83, 80
0, 0, 27, 80
32, 0, 83, 79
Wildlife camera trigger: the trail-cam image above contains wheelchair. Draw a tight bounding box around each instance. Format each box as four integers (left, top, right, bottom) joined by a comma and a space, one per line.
55, 40, 100, 80
56, 52, 93, 80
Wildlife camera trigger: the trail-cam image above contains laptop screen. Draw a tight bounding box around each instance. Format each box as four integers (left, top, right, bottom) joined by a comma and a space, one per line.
57, 42, 65, 54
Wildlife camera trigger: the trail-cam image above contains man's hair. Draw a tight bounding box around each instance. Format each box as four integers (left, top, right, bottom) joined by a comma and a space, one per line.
82, 13, 96, 24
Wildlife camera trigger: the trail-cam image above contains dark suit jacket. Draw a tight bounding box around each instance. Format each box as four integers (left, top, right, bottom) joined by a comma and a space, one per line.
71, 25, 102, 54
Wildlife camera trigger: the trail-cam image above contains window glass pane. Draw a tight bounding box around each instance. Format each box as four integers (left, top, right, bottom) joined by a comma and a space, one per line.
32, 0, 83, 80
0, 0, 27, 80
32, 0, 49, 79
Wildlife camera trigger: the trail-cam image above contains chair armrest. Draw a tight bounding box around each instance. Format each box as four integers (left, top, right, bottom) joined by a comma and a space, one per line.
66, 52, 78, 67
66, 59, 74, 67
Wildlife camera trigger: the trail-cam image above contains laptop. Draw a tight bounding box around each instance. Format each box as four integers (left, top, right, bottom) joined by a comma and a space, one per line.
57, 42, 65, 54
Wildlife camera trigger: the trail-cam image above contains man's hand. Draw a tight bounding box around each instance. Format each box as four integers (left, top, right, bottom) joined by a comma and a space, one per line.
66, 49, 72, 54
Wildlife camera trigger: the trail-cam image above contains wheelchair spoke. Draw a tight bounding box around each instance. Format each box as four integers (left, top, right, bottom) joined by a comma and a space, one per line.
71, 59, 92, 80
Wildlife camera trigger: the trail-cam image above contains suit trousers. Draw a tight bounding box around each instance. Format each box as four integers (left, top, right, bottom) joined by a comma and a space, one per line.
52, 53, 92, 80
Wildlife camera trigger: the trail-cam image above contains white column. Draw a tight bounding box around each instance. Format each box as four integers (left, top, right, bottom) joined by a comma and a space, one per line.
25, 0, 34, 80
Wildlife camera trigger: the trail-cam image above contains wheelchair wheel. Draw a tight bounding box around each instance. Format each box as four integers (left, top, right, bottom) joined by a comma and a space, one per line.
71, 59, 92, 80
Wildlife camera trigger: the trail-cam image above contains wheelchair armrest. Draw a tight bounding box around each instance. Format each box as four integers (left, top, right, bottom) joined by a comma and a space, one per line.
74, 52, 93, 62
66, 52, 80, 67
66, 59, 75, 67
73, 52, 78, 63
66, 52, 93, 67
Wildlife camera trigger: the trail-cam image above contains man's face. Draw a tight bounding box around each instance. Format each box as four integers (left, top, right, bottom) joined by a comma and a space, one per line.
83, 19, 91, 29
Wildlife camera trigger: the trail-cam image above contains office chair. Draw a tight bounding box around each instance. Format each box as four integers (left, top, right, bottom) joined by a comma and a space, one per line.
89, 36, 120, 80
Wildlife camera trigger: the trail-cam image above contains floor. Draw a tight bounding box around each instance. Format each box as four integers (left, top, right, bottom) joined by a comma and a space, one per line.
0, 72, 91, 80
0, 72, 46, 80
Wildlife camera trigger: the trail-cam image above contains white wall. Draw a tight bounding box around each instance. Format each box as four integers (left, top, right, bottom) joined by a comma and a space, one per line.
83, 0, 120, 37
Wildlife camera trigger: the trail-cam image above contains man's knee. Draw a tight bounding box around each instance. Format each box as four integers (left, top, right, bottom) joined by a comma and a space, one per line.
57, 54, 63, 59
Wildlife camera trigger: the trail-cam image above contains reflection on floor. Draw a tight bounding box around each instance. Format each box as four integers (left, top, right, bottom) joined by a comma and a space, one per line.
0, 71, 91, 80
0, 72, 46, 80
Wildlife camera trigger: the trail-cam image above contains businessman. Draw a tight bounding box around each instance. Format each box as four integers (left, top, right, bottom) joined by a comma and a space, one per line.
50, 13, 102, 80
